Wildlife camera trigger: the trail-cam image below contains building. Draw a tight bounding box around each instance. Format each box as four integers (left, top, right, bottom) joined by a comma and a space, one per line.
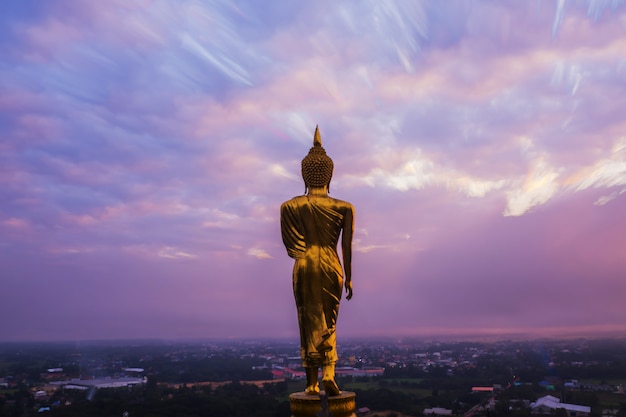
472, 386, 494, 393
424, 407, 453, 416
50, 377, 146, 390
531, 395, 591, 417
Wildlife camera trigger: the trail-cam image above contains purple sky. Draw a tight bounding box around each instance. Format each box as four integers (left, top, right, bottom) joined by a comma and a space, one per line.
1, 1, 626, 342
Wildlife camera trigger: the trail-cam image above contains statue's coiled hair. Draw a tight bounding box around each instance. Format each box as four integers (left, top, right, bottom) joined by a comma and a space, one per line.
301, 145, 334, 189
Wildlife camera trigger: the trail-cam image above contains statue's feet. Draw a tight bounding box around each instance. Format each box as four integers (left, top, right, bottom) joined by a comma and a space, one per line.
322, 379, 341, 396
304, 383, 320, 395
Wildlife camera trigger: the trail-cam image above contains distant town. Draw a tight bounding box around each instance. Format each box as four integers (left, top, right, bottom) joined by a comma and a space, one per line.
1, 337, 625, 416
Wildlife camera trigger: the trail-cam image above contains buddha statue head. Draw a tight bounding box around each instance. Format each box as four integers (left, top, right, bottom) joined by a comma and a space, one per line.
301, 126, 334, 192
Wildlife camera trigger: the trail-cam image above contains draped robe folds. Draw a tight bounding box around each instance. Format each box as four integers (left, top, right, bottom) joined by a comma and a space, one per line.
280, 195, 351, 367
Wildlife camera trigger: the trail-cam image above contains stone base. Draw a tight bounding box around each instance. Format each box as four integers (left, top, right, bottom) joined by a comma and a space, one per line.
289, 391, 356, 417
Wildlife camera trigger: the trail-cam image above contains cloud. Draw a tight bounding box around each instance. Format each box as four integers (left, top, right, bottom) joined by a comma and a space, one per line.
594, 188, 626, 206
247, 248, 273, 260
504, 158, 561, 216
504, 136, 626, 215
568, 138, 626, 190
157, 246, 198, 260
2, 217, 30, 228
179, 32, 252, 86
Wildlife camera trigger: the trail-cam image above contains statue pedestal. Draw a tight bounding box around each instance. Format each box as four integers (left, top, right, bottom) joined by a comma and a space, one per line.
289, 391, 356, 417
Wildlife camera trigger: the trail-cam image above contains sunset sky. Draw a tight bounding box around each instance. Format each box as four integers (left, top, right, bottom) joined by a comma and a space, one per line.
2, 0, 626, 342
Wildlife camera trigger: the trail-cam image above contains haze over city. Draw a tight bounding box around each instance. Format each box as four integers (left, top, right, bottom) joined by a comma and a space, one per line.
1, 1, 625, 342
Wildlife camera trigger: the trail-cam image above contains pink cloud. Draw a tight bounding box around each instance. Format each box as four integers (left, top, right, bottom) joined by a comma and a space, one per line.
2, 217, 30, 228
16, 18, 84, 62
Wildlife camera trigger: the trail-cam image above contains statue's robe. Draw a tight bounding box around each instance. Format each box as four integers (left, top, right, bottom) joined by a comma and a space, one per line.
280, 195, 351, 367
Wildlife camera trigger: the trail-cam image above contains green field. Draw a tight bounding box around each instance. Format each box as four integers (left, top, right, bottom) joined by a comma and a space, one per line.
342, 378, 432, 396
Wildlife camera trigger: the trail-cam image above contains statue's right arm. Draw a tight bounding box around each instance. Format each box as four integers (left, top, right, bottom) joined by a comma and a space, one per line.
341, 204, 354, 300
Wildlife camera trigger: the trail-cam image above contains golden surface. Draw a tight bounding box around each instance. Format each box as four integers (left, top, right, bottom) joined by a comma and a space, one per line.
280, 127, 355, 394
289, 391, 356, 417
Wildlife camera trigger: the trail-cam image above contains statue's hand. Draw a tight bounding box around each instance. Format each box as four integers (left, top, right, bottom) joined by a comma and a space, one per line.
345, 280, 353, 300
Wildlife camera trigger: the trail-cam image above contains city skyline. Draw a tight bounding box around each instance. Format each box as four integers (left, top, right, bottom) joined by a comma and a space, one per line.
1, 1, 626, 342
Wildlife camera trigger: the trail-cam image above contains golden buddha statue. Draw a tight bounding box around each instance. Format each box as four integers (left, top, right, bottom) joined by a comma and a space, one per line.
280, 126, 355, 396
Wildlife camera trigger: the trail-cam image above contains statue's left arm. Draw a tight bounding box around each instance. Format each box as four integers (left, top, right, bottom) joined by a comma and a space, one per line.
341, 204, 354, 300
280, 200, 305, 259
